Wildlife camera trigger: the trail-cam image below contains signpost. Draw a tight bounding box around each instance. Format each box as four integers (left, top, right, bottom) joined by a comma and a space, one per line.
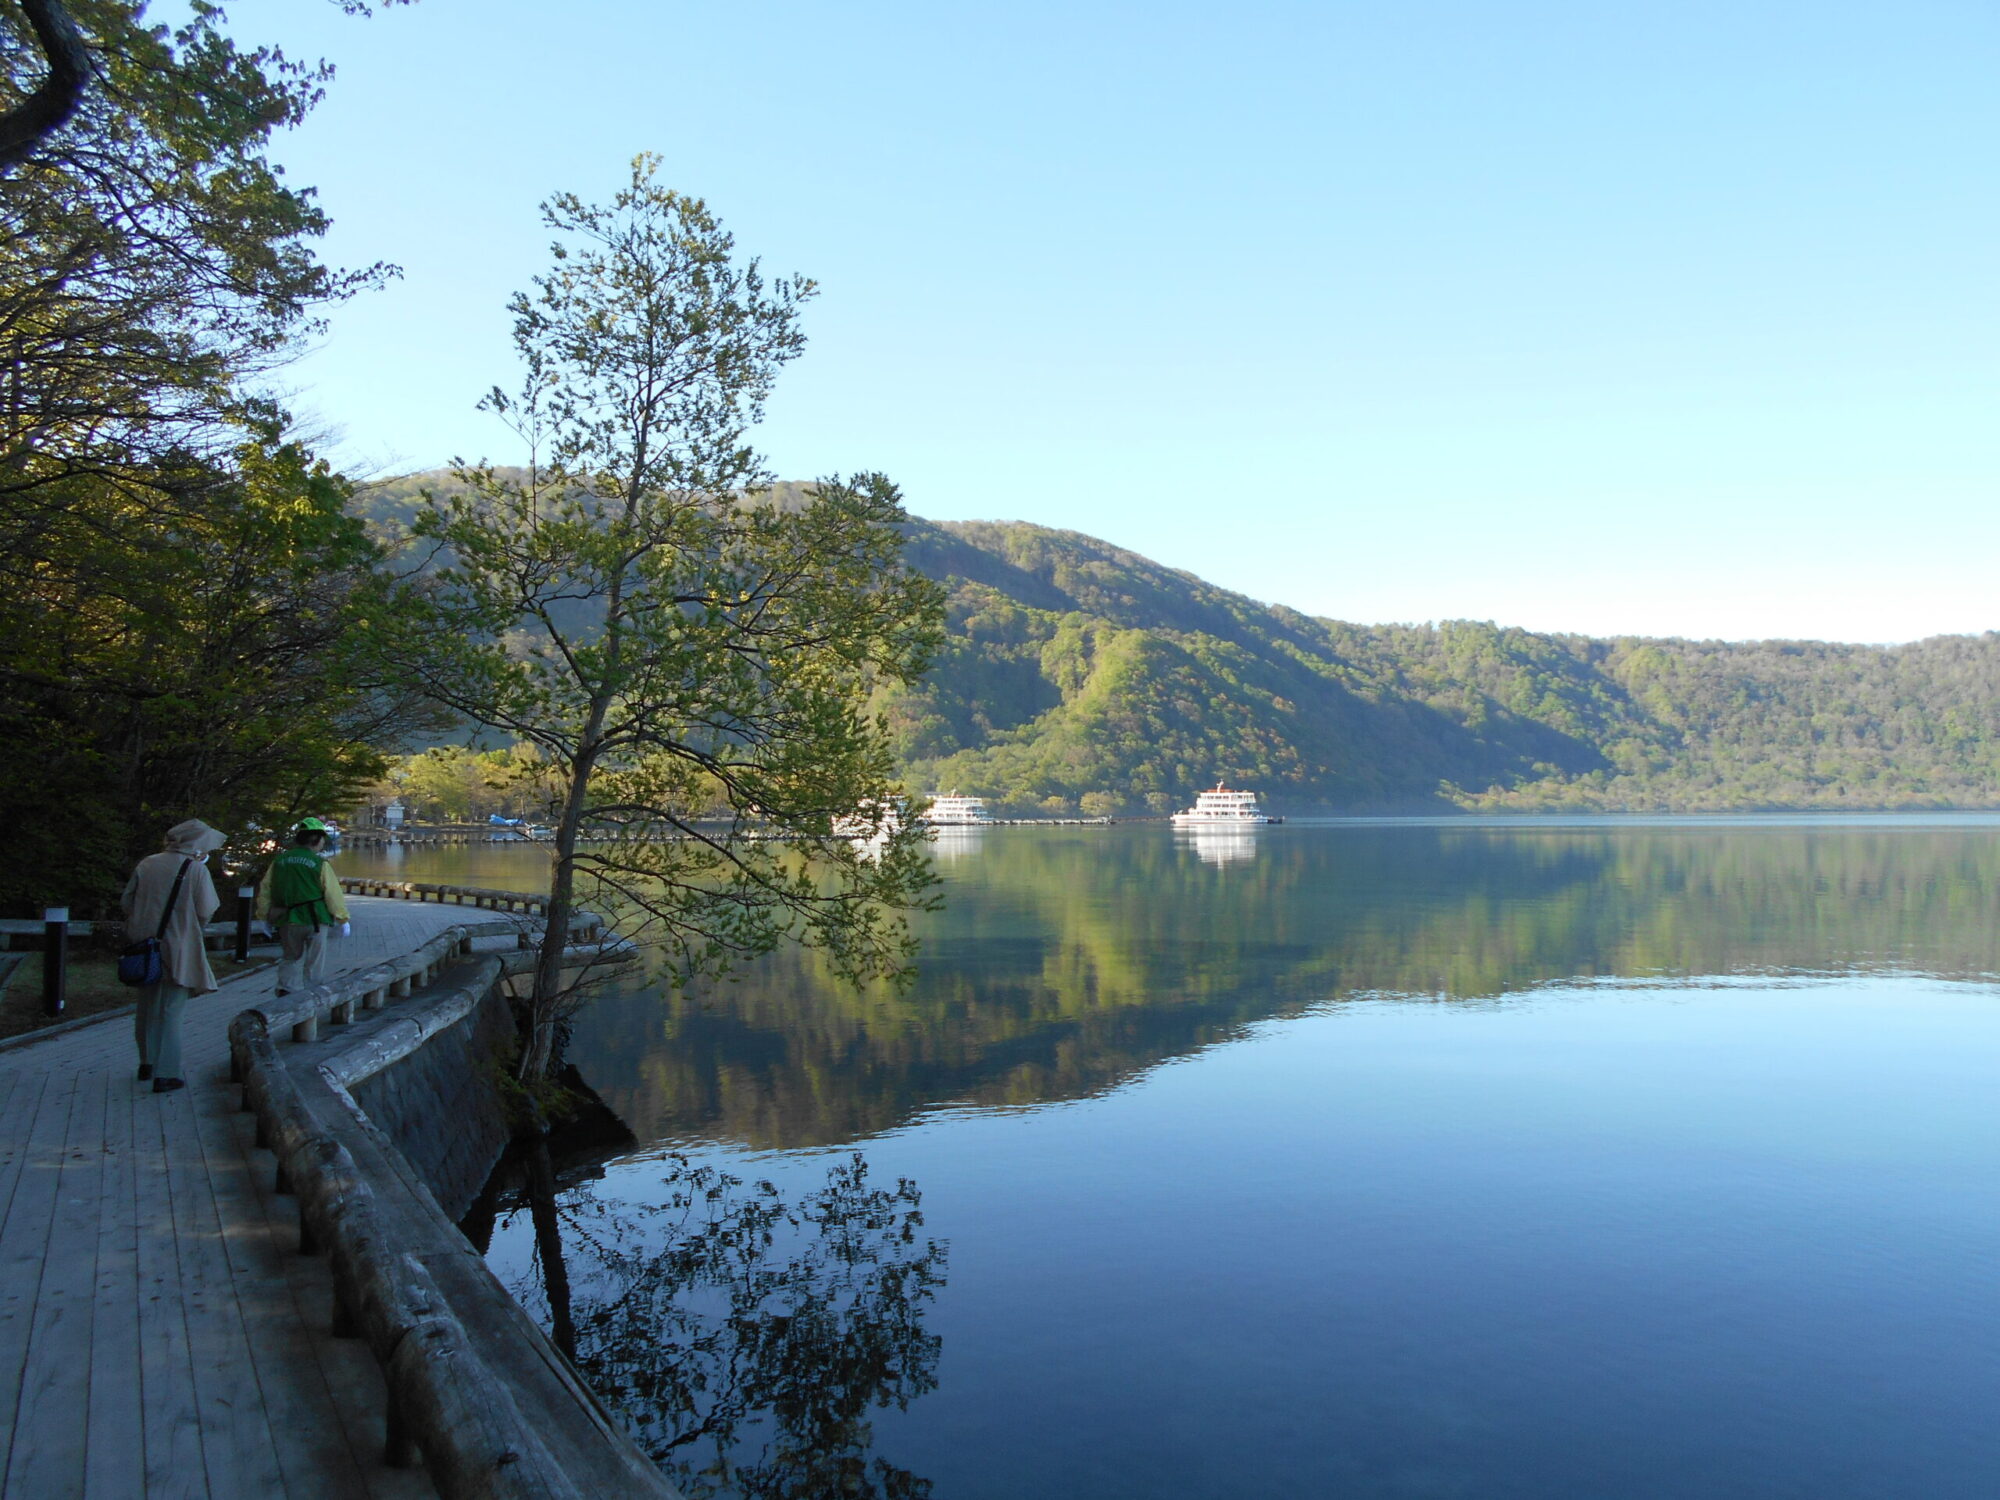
236, 886, 257, 963
41, 907, 66, 1017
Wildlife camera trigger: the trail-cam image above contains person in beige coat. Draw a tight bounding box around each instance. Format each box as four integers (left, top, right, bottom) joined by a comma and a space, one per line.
119, 819, 223, 1093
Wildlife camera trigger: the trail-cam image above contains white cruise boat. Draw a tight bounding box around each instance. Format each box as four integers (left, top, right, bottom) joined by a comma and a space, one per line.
921, 791, 992, 827
1170, 784, 1281, 825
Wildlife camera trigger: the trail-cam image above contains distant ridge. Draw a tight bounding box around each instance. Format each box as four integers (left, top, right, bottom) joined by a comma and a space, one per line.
352, 476, 2000, 813
885, 518, 2000, 813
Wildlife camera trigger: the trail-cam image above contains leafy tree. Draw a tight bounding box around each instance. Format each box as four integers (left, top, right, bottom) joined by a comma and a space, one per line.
0, 0, 392, 517
385, 743, 563, 823
0, 0, 421, 908
400, 157, 945, 1081
393, 748, 488, 823
0, 0, 87, 171
0, 436, 429, 910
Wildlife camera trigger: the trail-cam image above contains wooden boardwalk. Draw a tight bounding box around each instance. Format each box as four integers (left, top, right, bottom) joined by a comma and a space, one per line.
0, 898, 483, 1500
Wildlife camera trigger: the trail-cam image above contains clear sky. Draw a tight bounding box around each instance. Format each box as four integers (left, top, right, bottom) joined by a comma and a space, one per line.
266, 0, 1998, 644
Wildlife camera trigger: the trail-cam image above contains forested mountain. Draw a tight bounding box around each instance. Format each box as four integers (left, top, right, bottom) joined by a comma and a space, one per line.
355, 476, 2000, 812
883, 519, 2000, 812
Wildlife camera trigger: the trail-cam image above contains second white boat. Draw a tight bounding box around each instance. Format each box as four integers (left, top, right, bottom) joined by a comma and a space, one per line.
1170, 784, 1281, 825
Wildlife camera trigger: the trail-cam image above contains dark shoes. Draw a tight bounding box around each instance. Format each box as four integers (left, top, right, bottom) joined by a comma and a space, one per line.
151, 1077, 185, 1094
136, 1064, 153, 1082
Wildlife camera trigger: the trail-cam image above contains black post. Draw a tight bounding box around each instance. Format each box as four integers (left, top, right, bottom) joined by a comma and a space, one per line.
235, 884, 256, 963
40, 907, 66, 1018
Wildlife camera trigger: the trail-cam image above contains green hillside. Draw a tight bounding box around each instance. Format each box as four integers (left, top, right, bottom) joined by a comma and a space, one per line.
352, 477, 2000, 812
884, 520, 2000, 813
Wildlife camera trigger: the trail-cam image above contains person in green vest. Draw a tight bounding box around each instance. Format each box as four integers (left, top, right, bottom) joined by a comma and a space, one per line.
261, 817, 350, 996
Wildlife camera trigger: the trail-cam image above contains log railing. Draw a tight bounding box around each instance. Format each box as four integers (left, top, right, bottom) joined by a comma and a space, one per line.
254, 917, 516, 1043
228, 918, 673, 1499
338, 878, 553, 917
233, 1000, 586, 1497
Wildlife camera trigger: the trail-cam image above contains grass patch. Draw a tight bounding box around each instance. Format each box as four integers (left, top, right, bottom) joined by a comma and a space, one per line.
0, 951, 275, 1042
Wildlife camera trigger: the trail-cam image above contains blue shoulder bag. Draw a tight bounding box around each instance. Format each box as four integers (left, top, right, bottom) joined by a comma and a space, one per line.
118, 858, 192, 987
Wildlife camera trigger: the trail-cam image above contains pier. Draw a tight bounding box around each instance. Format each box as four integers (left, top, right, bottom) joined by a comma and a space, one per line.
339, 826, 528, 849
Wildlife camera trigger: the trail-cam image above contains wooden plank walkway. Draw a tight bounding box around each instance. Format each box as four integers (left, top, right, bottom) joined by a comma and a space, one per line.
0, 898, 476, 1500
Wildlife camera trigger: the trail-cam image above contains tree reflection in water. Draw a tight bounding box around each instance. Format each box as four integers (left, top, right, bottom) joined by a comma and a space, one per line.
496, 1150, 947, 1500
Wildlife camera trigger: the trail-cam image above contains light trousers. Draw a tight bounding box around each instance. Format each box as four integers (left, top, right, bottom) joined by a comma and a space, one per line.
277, 924, 329, 993
135, 982, 190, 1080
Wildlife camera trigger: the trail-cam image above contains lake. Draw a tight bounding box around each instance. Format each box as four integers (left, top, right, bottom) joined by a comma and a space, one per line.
339, 817, 2000, 1499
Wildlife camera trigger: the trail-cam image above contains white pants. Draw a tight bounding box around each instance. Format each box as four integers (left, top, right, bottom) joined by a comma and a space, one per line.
277, 924, 328, 993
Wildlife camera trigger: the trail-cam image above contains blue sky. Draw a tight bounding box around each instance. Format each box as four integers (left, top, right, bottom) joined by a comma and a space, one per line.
268, 0, 1998, 643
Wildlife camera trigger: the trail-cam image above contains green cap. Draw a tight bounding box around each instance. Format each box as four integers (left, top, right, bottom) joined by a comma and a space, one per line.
297, 817, 330, 834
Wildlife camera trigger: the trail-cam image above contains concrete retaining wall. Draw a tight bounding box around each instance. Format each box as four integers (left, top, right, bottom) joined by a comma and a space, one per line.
232, 925, 680, 1500
351, 989, 517, 1221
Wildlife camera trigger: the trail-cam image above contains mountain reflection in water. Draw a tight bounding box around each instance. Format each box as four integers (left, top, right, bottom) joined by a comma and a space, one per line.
354, 820, 2000, 1499
346, 819, 2000, 1151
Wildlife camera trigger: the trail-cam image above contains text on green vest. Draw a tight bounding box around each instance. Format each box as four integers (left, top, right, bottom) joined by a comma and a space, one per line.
270, 847, 330, 926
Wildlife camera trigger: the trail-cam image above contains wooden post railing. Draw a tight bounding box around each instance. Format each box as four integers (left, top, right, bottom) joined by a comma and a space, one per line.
337, 879, 556, 919
227, 912, 666, 1499
232, 1006, 586, 1496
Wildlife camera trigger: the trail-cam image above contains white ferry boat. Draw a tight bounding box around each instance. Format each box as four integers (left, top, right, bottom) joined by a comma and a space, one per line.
1170, 784, 1281, 825
921, 791, 992, 827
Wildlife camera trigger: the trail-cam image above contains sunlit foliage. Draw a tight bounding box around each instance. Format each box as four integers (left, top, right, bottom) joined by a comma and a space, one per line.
880, 521, 2000, 813
393, 159, 945, 1079
0, 1, 423, 909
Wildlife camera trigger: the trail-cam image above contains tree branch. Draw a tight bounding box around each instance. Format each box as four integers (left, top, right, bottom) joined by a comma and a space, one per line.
0, 0, 92, 175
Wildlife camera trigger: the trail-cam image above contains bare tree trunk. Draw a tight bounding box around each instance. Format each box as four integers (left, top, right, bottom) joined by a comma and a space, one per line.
0, 0, 90, 174
522, 643, 621, 1081
520, 746, 595, 1082
520, 545, 632, 1083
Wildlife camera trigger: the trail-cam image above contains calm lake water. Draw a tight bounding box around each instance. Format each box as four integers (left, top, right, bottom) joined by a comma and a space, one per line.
340, 818, 2000, 1499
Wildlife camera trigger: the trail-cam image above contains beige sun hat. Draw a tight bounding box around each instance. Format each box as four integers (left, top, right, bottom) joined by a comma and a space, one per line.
164, 818, 226, 855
